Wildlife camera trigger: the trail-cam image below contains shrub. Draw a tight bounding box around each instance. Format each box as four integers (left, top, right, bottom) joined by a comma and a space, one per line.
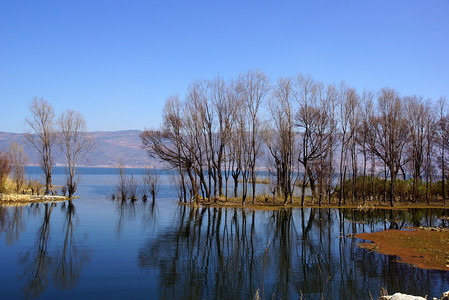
0, 151, 11, 193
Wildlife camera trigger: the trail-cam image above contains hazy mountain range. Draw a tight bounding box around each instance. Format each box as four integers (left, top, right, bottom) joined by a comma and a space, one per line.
0, 130, 158, 168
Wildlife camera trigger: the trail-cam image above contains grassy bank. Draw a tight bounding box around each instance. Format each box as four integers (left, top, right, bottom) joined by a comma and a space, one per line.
0, 178, 70, 204
184, 195, 449, 210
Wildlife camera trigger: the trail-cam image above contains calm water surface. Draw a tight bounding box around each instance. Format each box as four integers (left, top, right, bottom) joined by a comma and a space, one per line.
0, 167, 448, 299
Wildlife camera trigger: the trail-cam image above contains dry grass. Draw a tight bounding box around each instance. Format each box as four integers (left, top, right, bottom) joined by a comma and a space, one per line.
184, 194, 449, 211
0, 177, 69, 204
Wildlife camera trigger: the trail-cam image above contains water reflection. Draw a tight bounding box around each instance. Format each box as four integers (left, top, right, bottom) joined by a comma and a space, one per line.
18, 201, 90, 298
139, 206, 449, 299
111, 198, 158, 238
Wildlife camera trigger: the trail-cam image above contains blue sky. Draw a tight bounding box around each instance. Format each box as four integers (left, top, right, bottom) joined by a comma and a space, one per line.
1, 0, 448, 133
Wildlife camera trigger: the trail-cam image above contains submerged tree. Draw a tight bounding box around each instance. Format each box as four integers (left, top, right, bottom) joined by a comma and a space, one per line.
25, 97, 57, 194
116, 161, 128, 201
143, 168, 160, 203
58, 110, 94, 198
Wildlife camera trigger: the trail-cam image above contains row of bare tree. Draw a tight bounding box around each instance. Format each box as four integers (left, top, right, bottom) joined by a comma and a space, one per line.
141, 70, 449, 207
22, 97, 94, 197
114, 163, 159, 202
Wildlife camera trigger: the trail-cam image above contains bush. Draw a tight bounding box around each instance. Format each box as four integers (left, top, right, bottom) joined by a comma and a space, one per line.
0, 151, 11, 193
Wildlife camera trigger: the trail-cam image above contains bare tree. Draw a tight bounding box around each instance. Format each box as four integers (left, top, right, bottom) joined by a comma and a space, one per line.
141, 96, 199, 203
127, 174, 138, 202
237, 70, 270, 204
211, 77, 237, 198
265, 77, 296, 205
314, 82, 336, 205
25, 97, 57, 194
366, 88, 409, 206
144, 168, 160, 203
436, 97, 448, 204
295, 74, 330, 206
229, 97, 245, 199
357, 90, 375, 204
337, 85, 358, 205
58, 110, 94, 198
222, 82, 238, 200
405, 96, 429, 202
423, 104, 436, 204
116, 160, 128, 201
323, 84, 338, 204
347, 89, 359, 204
8, 142, 28, 193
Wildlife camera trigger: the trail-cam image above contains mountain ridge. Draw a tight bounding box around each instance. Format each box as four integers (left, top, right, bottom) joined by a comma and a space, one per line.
0, 130, 157, 168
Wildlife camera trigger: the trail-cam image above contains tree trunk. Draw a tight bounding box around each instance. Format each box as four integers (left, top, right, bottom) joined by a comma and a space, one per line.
232, 173, 239, 198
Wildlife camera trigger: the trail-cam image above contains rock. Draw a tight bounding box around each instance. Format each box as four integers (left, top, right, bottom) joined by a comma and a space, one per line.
379, 293, 426, 300
439, 290, 449, 300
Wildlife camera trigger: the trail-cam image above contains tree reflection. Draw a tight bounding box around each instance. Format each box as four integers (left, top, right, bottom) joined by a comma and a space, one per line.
0, 205, 26, 245
110, 196, 159, 237
54, 200, 90, 289
20, 203, 54, 298
138, 206, 449, 299
19, 201, 90, 298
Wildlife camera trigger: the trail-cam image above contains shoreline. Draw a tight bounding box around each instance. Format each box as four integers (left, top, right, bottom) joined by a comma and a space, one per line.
180, 197, 449, 210
0, 193, 72, 204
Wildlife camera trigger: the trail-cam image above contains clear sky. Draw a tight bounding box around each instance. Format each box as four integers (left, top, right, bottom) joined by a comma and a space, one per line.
1, 0, 448, 133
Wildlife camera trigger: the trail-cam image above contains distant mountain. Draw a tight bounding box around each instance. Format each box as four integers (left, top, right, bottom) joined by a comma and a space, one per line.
0, 130, 158, 168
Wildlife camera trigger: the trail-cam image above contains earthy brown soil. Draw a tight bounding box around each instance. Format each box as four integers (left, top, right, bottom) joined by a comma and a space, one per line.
356, 229, 449, 271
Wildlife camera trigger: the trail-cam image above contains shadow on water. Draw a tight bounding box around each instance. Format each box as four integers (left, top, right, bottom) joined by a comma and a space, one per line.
138, 206, 449, 299
16, 201, 91, 299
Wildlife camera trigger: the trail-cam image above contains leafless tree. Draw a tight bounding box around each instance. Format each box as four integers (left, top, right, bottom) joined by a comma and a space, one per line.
265, 77, 296, 205
436, 97, 448, 204
221, 82, 238, 200
127, 174, 138, 202
405, 96, 429, 202
357, 90, 375, 204
323, 84, 338, 204
423, 104, 436, 204
141, 95, 200, 203
366, 88, 409, 206
116, 160, 128, 201
211, 77, 237, 198
8, 142, 28, 193
144, 168, 160, 203
25, 97, 57, 194
347, 89, 359, 204
233, 99, 252, 204
237, 70, 270, 204
58, 110, 94, 197
229, 97, 245, 199
314, 82, 336, 205
337, 85, 358, 205
295, 74, 332, 206
142, 72, 448, 206
185, 82, 212, 201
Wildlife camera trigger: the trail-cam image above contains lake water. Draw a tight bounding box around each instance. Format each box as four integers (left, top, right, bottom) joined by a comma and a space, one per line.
0, 167, 448, 299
